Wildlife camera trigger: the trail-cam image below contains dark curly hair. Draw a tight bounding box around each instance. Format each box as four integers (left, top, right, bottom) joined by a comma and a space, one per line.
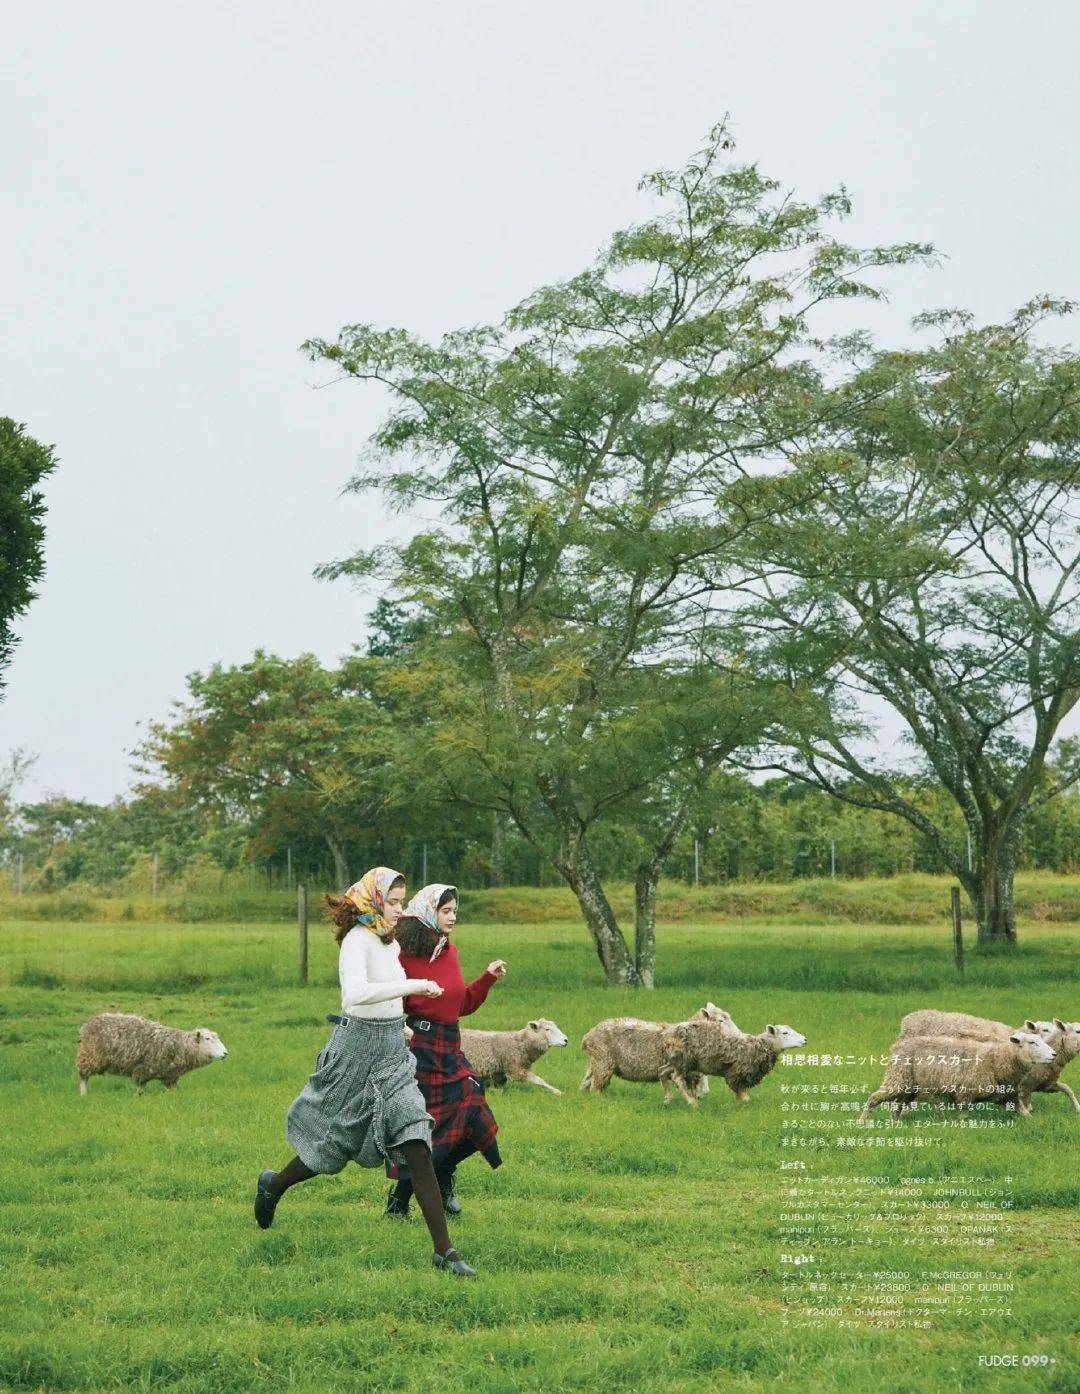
324, 875, 407, 947
396, 886, 457, 959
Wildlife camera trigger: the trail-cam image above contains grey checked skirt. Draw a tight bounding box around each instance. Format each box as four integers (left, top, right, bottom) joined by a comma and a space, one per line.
286, 1015, 433, 1174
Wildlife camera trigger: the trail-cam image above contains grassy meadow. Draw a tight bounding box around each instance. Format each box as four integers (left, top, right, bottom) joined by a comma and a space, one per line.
1, 913, 1078, 1393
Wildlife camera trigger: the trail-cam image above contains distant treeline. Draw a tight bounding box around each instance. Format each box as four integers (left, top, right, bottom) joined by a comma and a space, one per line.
5, 771, 1080, 899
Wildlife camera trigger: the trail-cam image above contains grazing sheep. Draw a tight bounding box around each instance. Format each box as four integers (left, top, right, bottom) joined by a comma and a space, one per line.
662, 1022, 806, 1107
898, 1011, 1080, 1113
76, 1012, 228, 1095
580, 1003, 738, 1103
858, 1031, 1055, 1122
460, 1018, 569, 1096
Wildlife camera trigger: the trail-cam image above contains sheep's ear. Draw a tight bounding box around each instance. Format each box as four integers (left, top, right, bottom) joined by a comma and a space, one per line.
1053, 1018, 1066, 1031
194, 1030, 204, 1041
765, 1024, 777, 1036
528, 1020, 540, 1030
1008, 1033, 1022, 1044
1024, 1020, 1038, 1030
706, 1002, 717, 1011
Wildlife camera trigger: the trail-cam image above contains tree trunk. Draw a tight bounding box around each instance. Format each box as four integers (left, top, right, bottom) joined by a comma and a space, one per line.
633, 792, 695, 989
973, 857, 1018, 945
325, 834, 350, 889
534, 770, 640, 985
964, 822, 1020, 945
563, 844, 639, 986
633, 868, 657, 989
490, 811, 506, 888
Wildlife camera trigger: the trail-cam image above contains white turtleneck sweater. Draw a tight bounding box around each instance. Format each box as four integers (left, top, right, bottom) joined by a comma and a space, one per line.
338, 926, 432, 1018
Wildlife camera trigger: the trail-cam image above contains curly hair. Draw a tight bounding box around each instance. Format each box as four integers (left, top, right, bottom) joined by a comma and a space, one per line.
324, 875, 406, 947
396, 886, 457, 959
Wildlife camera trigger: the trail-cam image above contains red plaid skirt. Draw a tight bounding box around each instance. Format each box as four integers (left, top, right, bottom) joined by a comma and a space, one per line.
386, 1019, 500, 1179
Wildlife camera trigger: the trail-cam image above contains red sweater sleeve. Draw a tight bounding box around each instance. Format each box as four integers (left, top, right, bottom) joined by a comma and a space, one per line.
460, 969, 498, 1017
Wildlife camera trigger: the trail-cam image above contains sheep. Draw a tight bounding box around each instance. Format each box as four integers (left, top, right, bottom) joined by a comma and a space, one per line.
580, 1003, 739, 1103
1016, 1019, 1080, 1114
661, 1021, 806, 1107
899, 1009, 1021, 1042
857, 1031, 1055, 1123
76, 1012, 228, 1095
898, 1011, 1080, 1113
459, 1018, 568, 1096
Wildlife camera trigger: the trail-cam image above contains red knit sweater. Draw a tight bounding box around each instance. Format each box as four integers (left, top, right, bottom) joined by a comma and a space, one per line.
399, 941, 497, 1024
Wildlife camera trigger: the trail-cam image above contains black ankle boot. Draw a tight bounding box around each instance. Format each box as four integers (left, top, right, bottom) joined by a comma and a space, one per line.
254, 1170, 280, 1230
385, 1185, 410, 1219
437, 1170, 462, 1215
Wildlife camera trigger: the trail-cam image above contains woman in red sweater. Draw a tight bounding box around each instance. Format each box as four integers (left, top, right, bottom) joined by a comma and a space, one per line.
385, 883, 506, 1218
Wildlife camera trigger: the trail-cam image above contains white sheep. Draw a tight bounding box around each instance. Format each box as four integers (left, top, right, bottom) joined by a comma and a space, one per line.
858, 1031, 1055, 1122
898, 1010, 1080, 1113
580, 1003, 738, 1102
661, 1022, 806, 1106
76, 1012, 228, 1094
459, 1018, 568, 1096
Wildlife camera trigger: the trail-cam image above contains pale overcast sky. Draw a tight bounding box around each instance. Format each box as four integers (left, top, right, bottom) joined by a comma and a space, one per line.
2, 0, 1078, 803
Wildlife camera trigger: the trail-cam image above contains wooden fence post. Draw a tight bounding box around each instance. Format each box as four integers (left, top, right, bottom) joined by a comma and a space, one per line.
951, 886, 964, 974
298, 884, 309, 985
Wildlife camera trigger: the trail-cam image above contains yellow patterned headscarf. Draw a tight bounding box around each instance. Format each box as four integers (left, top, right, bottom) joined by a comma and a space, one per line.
344, 866, 405, 935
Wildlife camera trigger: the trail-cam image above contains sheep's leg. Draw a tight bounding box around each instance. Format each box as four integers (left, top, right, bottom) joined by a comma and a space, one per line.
671, 1073, 700, 1108
734, 1088, 751, 1104
581, 1059, 612, 1093
78, 1075, 88, 1096
1050, 1081, 1080, 1114
693, 1075, 710, 1099
521, 1070, 561, 1096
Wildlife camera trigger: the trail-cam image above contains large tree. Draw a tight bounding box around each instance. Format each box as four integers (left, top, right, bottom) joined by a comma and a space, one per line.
735, 300, 1080, 943
0, 419, 57, 693
305, 124, 926, 984
139, 651, 396, 886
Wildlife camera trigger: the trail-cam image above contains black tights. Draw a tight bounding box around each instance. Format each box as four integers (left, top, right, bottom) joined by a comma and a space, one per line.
392, 1138, 502, 1208
268, 1143, 452, 1255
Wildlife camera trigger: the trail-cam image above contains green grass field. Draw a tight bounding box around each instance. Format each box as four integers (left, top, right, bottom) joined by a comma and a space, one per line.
1, 917, 1078, 1393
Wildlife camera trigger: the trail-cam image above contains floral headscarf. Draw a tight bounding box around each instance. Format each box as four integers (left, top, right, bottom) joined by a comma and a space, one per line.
344, 866, 405, 935
402, 883, 457, 959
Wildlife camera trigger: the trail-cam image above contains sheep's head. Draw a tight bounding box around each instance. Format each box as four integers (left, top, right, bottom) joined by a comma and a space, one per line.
1051, 1019, 1080, 1060
1023, 1019, 1080, 1059
697, 1002, 738, 1030
194, 1029, 228, 1061
765, 1024, 806, 1050
1008, 1031, 1056, 1064
529, 1019, 568, 1049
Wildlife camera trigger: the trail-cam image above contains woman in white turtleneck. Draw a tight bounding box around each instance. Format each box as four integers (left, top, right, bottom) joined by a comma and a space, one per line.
252, 866, 478, 1276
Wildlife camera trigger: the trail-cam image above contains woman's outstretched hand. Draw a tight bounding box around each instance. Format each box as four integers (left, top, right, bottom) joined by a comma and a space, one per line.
487, 960, 508, 979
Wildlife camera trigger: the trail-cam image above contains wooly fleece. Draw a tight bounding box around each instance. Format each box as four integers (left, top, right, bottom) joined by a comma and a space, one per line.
76, 1013, 227, 1093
